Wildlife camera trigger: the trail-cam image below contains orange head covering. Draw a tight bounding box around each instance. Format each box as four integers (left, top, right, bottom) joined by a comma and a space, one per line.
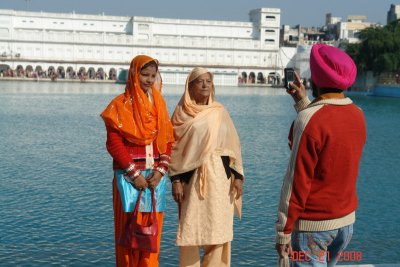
181, 67, 216, 117
100, 55, 174, 153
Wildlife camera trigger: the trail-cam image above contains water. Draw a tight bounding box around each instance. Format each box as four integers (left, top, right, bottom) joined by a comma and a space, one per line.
0, 81, 399, 266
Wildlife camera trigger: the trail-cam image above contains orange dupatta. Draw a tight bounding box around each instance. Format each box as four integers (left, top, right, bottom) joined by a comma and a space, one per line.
100, 55, 174, 153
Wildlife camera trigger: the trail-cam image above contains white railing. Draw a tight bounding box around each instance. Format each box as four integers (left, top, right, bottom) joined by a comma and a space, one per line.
9, 29, 276, 51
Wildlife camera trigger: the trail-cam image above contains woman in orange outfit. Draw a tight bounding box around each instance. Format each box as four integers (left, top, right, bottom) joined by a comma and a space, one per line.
101, 55, 174, 267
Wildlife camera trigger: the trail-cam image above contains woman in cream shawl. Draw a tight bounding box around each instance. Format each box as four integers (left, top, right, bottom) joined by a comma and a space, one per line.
169, 67, 245, 267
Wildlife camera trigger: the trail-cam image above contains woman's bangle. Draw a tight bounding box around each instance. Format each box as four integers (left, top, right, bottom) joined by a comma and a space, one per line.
125, 163, 136, 173
156, 166, 167, 176
126, 169, 141, 179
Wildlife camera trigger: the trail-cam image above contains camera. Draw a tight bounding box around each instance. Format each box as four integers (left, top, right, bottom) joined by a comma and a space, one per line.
284, 68, 295, 89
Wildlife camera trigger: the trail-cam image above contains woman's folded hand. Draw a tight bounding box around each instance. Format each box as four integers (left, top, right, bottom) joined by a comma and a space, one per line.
133, 174, 148, 190
147, 171, 163, 189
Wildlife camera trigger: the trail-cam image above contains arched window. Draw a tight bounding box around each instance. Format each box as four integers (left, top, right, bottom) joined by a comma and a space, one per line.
66, 66, 74, 79
0, 64, 10, 76
109, 68, 117, 80
249, 72, 256, 84
57, 66, 65, 78
97, 68, 105, 80
241, 72, 248, 84
48, 66, 55, 76
257, 72, 265, 84
88, 67, 95, 79
78, 67, 86, 76
16, 65, 24, 73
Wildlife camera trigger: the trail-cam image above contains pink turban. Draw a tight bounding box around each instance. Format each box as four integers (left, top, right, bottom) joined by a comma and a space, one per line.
310, 44, 357, 90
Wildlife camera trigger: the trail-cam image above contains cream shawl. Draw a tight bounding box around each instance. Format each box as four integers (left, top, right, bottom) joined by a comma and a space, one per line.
169, 67, 244, 199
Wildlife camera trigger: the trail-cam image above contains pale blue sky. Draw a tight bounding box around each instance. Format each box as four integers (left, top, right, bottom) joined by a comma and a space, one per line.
1, 0, 398, 26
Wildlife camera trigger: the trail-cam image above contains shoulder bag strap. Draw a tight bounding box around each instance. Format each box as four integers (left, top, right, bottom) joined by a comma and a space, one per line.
150, 189, 157, 222
133, 190, 143, 216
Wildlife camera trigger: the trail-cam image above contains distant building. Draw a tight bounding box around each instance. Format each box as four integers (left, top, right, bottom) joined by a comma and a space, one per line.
337, 15, 378, 43
280, 24, 334, 47
282, 12, 382, 47
387, 4, 400, 24
326, 13, 342, 25
279, 13, 379, 80
0, 8, 282, 85
325, 13, 342, 41
280, 25, 299, 47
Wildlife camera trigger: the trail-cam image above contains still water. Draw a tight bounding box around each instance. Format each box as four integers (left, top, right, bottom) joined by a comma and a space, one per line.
0, 81, 399, 266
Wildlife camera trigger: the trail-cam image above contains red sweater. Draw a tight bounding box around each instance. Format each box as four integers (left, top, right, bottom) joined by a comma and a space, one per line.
276, 97, 366, 244
106, 127, 172, 173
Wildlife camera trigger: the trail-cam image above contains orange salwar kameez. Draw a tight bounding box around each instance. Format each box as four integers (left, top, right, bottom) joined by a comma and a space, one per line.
113, 179, 164, 267
101, 55, 174, 267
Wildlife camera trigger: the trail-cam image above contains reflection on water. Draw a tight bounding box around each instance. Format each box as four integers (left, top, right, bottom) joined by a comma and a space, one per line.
0, 80, 288, 96
0, 80, 125, 95
0, 81, 399, 266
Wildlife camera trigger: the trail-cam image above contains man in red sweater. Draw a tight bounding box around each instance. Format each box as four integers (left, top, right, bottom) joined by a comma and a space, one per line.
275, 44, 367, 266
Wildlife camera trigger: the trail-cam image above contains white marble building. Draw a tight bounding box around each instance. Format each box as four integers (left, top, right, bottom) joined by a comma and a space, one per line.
0, 8, 282, 85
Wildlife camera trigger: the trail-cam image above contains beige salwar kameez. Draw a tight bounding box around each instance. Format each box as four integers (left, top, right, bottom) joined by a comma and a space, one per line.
169, 67, 244, 267
177, 153, 235, 246
179, 242, 231, 267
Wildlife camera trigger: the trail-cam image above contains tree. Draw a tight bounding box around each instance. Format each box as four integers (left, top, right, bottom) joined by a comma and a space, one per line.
346, 19, 400, 74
